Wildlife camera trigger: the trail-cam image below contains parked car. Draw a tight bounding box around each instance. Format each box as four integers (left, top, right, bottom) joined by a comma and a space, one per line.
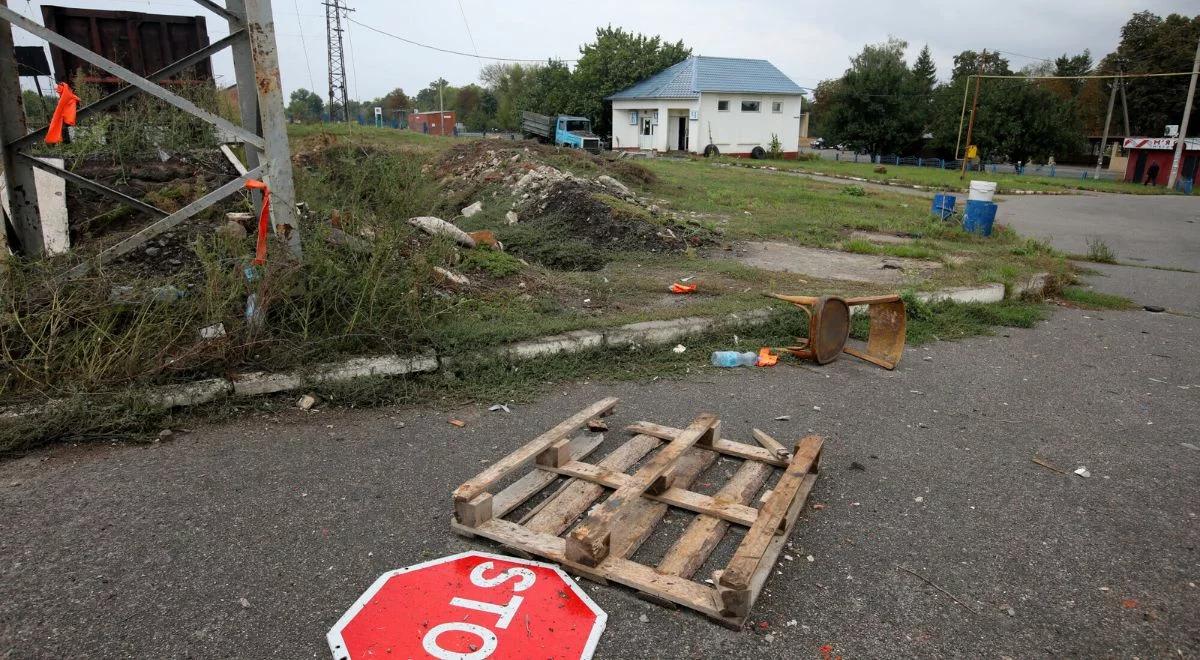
809, 137, 825, 149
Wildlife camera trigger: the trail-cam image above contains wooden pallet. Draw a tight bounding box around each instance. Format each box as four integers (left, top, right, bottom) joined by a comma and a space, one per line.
450, 397, 823, 628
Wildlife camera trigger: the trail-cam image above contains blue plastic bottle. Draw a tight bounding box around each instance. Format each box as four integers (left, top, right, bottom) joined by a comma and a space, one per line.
711, 351, 758, 367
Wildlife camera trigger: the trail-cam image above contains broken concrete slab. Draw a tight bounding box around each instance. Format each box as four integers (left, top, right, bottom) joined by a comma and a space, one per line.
733, 241, 941, 285
505, 330, 604, 360
461, 201, 483, 217
604, 317, 715, 347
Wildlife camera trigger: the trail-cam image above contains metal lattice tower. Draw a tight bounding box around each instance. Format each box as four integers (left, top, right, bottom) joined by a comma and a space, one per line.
323, 0, 351, 122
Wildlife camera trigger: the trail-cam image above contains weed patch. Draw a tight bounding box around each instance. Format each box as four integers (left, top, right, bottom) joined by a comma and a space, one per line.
1057, 286, 1135, 310
1084, 237, 1118, 264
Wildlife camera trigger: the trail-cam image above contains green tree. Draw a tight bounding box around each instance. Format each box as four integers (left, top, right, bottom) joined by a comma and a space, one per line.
929, 71, 1084, 163
950, 50, 1011, 79
379, 87, 411, 120
523, 60, 575, 117
480, 63, 538, 130
912, 45, 938, 92
570, 26, 690, 135
415, 78, 456, 112
824, 38, 924, 155
21, 89, 55, 127
286, 88, 324, 122
1097, 11, 1200, 136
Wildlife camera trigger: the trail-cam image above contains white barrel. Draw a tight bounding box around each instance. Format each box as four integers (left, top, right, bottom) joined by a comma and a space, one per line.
968, 180, 997, 202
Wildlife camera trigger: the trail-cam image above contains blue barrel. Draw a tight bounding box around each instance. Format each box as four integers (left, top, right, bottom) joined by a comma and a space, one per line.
931, 193, 956, 219
963, 200, 998, 236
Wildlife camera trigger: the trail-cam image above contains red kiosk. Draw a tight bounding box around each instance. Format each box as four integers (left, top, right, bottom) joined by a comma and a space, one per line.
1122, 136, 1199, 186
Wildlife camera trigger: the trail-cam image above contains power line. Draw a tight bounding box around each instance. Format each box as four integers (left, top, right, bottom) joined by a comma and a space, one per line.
323, 0, 351, 121
994, 49, 1053, 63
972, 71, 1195, 80
455, 0, 483, 73
345, 17, 576, 63
293, 0, 317, 92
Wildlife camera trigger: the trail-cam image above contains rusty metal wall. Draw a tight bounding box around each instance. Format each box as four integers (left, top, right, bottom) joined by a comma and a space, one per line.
40, 6, 212, 89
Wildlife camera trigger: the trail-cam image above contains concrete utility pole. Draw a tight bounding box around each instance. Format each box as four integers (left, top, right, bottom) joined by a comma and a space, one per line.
1166, 34, 1200, 190
1095, 78, 1118, 180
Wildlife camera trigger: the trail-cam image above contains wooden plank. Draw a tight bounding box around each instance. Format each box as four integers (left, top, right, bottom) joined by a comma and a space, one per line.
546, 460, 760, 527
751, 428, 790, 459
741, 473, 817, 612
567, 414, 718, 565
524, 435, 660, 535
627, 421, 788, 467
658, 460, 773, 577
453, 518, 720, 618
454, 397, 618, 506
718, 436, 823, 592
491, 434, 604, 519
610, 447, 716, 559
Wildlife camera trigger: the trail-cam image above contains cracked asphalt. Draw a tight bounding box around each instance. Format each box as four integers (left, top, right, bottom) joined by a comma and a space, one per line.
2, 195, 1198, 659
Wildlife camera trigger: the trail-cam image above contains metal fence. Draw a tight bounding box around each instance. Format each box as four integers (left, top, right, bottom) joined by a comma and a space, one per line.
834, 151, 1120, 180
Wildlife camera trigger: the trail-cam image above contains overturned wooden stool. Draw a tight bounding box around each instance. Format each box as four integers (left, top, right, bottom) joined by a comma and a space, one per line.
767, 293, 907, 370
451, 397, 824, 628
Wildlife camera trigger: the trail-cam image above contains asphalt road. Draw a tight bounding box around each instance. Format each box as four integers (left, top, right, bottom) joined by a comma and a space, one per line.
998, 193, 1200, 271
2, 193, 1198, 659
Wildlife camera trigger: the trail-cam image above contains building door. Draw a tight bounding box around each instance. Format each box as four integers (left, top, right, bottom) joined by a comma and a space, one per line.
639, 116, 654, 149
1132, 152, 1147, 182
677, 116, 687, 151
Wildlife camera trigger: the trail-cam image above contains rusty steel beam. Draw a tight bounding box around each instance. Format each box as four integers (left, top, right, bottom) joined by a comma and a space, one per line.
7, 31, 244, 151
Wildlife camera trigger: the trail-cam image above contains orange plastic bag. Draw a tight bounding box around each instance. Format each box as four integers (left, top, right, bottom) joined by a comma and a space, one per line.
45, 82, 80, 145
756, 347, 779, 367
244, 179, 271, 265
669, 282, 697, 294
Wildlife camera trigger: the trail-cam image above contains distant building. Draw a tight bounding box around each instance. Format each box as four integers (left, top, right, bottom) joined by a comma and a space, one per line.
408, 111, 456, 137
1121, 137, 1199, 186
607, 56, 805, 157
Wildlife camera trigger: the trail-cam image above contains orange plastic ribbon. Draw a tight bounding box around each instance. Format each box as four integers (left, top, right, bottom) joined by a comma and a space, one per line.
756, 347, 779, 367
45, 82, 80, 145
669, 282, 697, 294
244, 179, 271, 265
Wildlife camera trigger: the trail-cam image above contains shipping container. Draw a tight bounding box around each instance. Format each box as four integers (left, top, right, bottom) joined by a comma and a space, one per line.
40, 6, 213, 91
408, 111, 457, 137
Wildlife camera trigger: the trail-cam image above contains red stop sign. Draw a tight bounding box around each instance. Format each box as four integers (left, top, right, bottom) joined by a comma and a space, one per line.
327, 551, 606, 660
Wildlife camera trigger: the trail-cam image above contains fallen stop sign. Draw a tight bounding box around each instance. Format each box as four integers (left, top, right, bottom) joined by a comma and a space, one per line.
328, 551, 606, 660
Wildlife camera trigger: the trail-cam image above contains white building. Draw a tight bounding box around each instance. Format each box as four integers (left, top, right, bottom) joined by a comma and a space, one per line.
607, 56, 806, 157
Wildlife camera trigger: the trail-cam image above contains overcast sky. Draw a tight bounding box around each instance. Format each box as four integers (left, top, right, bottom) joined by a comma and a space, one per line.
10, 0, 1199, 100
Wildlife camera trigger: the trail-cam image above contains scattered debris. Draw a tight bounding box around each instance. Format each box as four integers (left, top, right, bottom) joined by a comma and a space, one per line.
669, 282, 698, 294
1000, 603, 1016, 616
914, 496, 924, 503
449, 419, 467, 428
896, 565, 978, 615
756, 347, 779, 367
1122, 598, 1139, 609
468, 229, 503, 251
489, 404, 512, 413
297, 394, 318, 410
586, 418, 608, 432
849, 462, 866, 471
766, 292, 906, 370
1182, 443, 1199, 451
638, 614, 649, 623
238, 597, 251, 609
461, 201, 484, 217
672, 344, 687, 354
157, 429, 174, 441
806, 555, 815, 562
198, 322, 226, 340
1031, 457, 1068, 474
433, 266, 471, 286
505, 210, 519, 225
774, 415, 791, 421
1143, 305, 1165, 313
450, 398, 825, 627
1073, 466, 1091, 478
216, 220, 248, 242
408, 216, 477, 248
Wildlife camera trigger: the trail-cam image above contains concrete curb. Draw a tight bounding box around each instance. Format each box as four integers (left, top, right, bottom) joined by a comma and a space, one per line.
719, 161, 1075, 196
0, 279, 1046, 421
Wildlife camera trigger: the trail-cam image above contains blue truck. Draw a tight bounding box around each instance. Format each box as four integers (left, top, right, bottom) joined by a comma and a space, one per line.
521, 111, 601, 153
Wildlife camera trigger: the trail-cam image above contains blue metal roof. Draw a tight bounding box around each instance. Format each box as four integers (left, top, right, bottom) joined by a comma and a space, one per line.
607, 56, 803, 100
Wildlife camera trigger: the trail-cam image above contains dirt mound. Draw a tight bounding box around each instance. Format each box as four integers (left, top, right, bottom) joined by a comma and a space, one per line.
436, 141, 713, 270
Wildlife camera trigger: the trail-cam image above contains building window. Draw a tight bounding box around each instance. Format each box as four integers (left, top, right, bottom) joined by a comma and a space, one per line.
772, 101, 783, 113
741, 100, 761, 112
717, 100, 730, 111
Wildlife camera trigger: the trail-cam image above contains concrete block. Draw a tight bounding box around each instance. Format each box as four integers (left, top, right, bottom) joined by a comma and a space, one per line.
605, 317, 714, 347
917, 283, 1005, 305
506, 330, 604, 360
313, 353, 439, 382
232, 371, 302, 397
144, 378, 233, 409
1011, 272, 1050, 299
